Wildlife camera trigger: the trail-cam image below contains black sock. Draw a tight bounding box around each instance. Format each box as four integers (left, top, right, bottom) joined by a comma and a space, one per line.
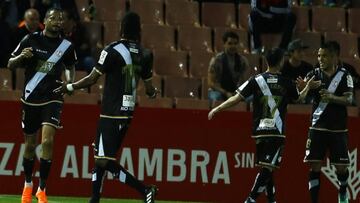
105, 160, 146, 195
90, 166, 106, 202
337, 170, 349, 196
266, 174, 275, 202
309, 171, 321, 203
39, 158, 52, 190
23, 158, 35, 183
249, 168, 272, 200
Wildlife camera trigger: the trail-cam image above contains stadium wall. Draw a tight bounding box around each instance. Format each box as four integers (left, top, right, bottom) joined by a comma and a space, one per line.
0, 101, 359, 203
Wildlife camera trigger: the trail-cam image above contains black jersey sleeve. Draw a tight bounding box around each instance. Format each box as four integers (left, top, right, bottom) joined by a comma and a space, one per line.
11, 34, 31, 56
140, 49, 153, 81
236, 76, 255, 98
62, 43, 77, 68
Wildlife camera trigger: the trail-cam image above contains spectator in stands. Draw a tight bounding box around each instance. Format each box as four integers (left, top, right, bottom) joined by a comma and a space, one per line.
62, 10, 95, 73
8, 8, 76, 203
249, 0, 296, 54
282, 39, 313, 81
0, 2, 13, 67
208, 31, 250, 107
13, 8, 44, 47
16, 0, 53, 22
301, 0, 351, 8
54, 11, 158, 203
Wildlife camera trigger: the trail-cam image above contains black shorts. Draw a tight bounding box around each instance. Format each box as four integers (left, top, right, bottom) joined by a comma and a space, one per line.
22, 102, 63, 135
304, 129, 349, 165
255, 137, 285, 168
93, 117, 131, 160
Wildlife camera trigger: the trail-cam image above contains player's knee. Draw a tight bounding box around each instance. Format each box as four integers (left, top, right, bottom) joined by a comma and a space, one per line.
335, 165, 348, 174
95, 159, 108, 168
310, 162, 322, 172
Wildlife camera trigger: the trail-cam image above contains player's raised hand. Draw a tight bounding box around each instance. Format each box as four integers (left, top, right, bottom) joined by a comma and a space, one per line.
20, 47, 33, 59
307, 76, 321, 89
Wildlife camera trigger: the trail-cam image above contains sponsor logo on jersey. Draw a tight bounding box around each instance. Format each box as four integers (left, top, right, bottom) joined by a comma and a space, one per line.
98, 50, 108, 65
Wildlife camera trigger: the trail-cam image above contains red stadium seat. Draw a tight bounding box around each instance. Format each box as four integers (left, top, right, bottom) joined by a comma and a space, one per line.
74, 0, 89, 21
292, 6, 310, 32
202, 77, 208, 100
93, 0, 125, 21
141, 24, 175, 51
312, 7, 346, 33
0, 90, 21, 101
163, 76, 202, 98
341, 58, 360, 75
103, 21, 120, 45
177, 26, 212, 52
293, 31, 322, 56
165, 0, 200, 26
129, 0, 164, 25
348, 8, 360, 35
175, 98, 209, 110
0, 69, 12, 90
202, 2, 236, 28
324, 32, 359, 58
137, 75, 162, 97
214, 27, 249, 53
189, 51, 213, 78
153, 50, 188, 77
238, 3, 251, 30
137, 96, 173, 108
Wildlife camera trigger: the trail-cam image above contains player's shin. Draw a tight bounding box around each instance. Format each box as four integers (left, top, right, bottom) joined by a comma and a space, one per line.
309, 171, 321, 203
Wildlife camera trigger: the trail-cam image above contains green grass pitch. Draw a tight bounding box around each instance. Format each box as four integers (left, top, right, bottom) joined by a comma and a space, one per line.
0, 195, 204, 203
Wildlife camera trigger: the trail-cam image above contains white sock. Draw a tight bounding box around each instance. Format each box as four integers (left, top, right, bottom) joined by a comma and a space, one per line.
24, 181, 33, 188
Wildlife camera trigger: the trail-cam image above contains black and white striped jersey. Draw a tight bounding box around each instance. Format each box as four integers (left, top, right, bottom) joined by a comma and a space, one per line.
12, 32, 76, 105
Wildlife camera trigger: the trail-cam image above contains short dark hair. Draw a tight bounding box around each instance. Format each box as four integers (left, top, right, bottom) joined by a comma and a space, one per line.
121, 12, 141, 41
321, 41, 340, 56
222, 31, 239, 43
265, 48, 284, 67
44, 8, 63, 19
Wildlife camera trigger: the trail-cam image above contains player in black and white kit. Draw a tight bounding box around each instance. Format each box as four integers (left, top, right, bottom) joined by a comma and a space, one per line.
209, 48, 317, 203
54, 12, 158, 203
303, 41, 353, 203
8, 8, 76, 203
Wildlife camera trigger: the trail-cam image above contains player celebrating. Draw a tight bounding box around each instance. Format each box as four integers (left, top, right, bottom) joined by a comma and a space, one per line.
54, 12, 158, 203
303, 41, 354, 203
209, 48, 318, 203
8, 8, 76, 203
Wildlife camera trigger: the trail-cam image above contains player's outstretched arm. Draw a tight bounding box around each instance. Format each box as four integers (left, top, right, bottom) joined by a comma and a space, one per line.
295, 76, 321, 103
319, 90, 353, 106
53, 67, 101, 94
208, 93, 244, 120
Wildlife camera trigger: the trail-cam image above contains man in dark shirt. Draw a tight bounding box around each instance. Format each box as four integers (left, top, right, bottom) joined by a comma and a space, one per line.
8, 8, 76, 203
208, 31, 249, 107
249, 0, 296, 53
282, 39, 313, 81
303, 42, 353, 203
54, 12, 158, 203
209, 48, 316, 203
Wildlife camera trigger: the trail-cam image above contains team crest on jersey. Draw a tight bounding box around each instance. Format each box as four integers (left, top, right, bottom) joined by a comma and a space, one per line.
322, 148, 360, 200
